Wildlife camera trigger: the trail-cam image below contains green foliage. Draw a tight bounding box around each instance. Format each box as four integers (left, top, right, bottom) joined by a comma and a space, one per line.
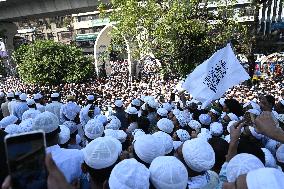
13, 40, 94, 85
109, 0, 251, 76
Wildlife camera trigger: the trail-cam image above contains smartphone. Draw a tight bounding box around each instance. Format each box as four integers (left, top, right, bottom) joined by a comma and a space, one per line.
4, 131, 47, 189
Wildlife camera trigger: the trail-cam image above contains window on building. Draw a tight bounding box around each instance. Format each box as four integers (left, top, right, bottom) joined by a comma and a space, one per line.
78, 16, 89, 22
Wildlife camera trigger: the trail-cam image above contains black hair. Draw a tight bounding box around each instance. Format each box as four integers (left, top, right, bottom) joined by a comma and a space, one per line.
137, 116, 150, 134
70, 130, 78, 138
224, 99, 244, 117
127, 114, 138, 124
7, 97, 13, 101
51, 97, 59, 101
265, 95, 275, 107
45, 127, 60, 147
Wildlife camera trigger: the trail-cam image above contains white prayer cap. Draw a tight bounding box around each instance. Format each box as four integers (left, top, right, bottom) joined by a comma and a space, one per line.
227, 113, 239, 121
197, 128, 212, 141
109, 158, 150, 189
87, 95, 94, 101
265, 139, 280, 155
226, 153, 264, 182
276, 144, 284, 163
33, 93, 41, 100
152, 131, 173, 154
104, 129, 127, 143
132, 129, 146, 140
0, 92, 4, 98
62, 121, 78, 134
5, 124, 19, 134
248, 126, 263, 140
131, 98, 141, 106
157, 108, 168, 117
176, 129, 190, 142
246, 109, 260, 116
125, 107, 138, 115
149, 156, 188, 189
26, 98, 35, 106
95, 114, 108, 125
162, 102, 172, 112
82, 136, 122, 169
173, 141, 183, 150
84, 119, 104, 140
198, 114, 211, 125
250, 101, 261, 112
134, 134, 165, 164
15, 91, 21, 96
219, 98, 225, 106
246, 168, 284, 189
59, 125, 70, 145
114, 100, 123, 107
188, 120, 201, 130
278, 114, 284, 123
148, 99, 159, 109
261, 148, 277, 168
7, 92, 14, 98
51, 93, 59, 98
210, 122, 223, 136
19, 118, 33, 133
19, 93, 27, 101
176, 114, 187, 127
32, 112, 59, 133
157, 118, 174, 134
0, 115, 18, 129
172, 109, 181, 116
105, 121, 120, 130
182, 138, 215, 172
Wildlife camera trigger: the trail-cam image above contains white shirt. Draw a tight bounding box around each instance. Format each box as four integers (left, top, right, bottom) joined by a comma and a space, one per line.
8, 100, 17, 115
22, 108, 41, 120
45, 101, 63, 123
13, 102, 29, 121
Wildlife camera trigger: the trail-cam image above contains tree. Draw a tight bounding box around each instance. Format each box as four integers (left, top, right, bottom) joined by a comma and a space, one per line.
106, 0, 251, 76
13, 40, 94, 85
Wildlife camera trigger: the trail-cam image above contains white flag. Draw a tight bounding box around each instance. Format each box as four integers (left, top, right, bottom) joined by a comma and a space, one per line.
182, 43, 250, 107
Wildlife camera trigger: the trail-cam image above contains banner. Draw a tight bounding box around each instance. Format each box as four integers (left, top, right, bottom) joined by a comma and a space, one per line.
182, 43, 250, 108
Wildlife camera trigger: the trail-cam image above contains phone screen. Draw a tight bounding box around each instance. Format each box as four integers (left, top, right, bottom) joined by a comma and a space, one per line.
5, 132, 47, 189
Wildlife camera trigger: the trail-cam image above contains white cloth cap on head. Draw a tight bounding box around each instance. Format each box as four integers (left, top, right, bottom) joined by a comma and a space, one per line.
261, 148, 277, 168
134, 134, 165, 164
87, 95, 94, 101
210, 122, 223, 136
4, 124, 19, 134
248, 126, 263, 140
95, 114, 108, 125
62, 121, 78, 134
148, 100, 159, 109
109, 158, 150, 189
176, 129, 190, 142
173, 141, 183, 150
26, 98, 35, 106
278, 114, 284, 123
132, 129, 146, 140
247, 109, 261, 116
226, 153, 264, 182
32, 112, 59, 133
84, 119, 104, 140
265, 139, 280, 155
131, 98, 141, 106
182, 138, 215, 172
0, 115, 18, 129
15, 91, 21, 96
246, 168, 284, 189
152, 131, 173, 154
188, 120, 201, 130
172, 109, 181, 117
7, 92, 14, 98
104, 129, 127, 143
157, 108, 168, 117
19, 93, 27, 101
219, 98, 225, 106
19, 118, 33, 133
276, 144, 284, 163
33, 93, 41, 100
114, 100, 123, 107
149, 156, 188, 189
157, 118, 174, 134
59, 125, 71, 144
250, 101, 261, 112
197, 128, 212, 141
162, 102, 172, 112
198, 114, 211, 125
51, 93, 59, 98
176, 114, 187, 127
82, 136, 122, 169
125, 107, 138, 115
227, 113, 239, 121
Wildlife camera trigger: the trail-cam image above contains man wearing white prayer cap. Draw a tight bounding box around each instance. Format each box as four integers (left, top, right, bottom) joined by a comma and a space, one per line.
104, 129, 127, 143
7, 92, 16, 116
176, 138, 218, 189
199, 113, 212, 126
4, 124, 20, 134
33, 112, 84, 183
81, 136, 122, 189
108, 158, 150, 189
157, 118, 174, 134
62, 121, 81, 149
149, 156, 188, 189
79, 94, 101, 127
18, 118, 33, 133
33, 93, 45, 113
60, 95, 81, 124
0, 115, 18, 129
113, 99, 128, 130
58, 125, 71, 148
152, 131, 173, 155
125, 107, 139, 134
162, 102, 172, 112
45, 93, 63, 123
175, 129, 190, 142
156, 107, 168, 119
188, 119, 201, 132
22, 99, 41, 120
210, 122, 223, 137
13, 93, 29, 121
147, 99, 158, 128
84, 118, 104, 143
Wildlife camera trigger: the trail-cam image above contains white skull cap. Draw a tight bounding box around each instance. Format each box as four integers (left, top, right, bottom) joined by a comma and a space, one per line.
15, 91, 22, 96
172, 109, 181, 117
176, 129, 190, 142
265, 139, 280, 155
176, 114, 187, 127
210, 122, 223, 136
226, 153, 264, 182
7, 92, 14, 98
33, 93, 41, 100
134, 134, 165, 164
131, 98, 141, 106
182, 138, 215, 172
247, 109, 260, 116
250, 101, 261, 112
104, 129, 127, 143
261, 148, 277, 168
19, 93, 27, 101
84, 119, 104, 140
227, 113, 239, 121
148, 99, 159, 109
197, 128, 212, 141
246, 168, 284, 189
109, 158, 150, 189
157, 108, 168, 117
198, 114, 211, 125
19, 118, 33, 133
276, 144, 284, 163
32, 112, 59, 133
248, 126, 263, 140
0, 115, 18, 129
132, 129, 146, 140
152, 131, 173, 154
114, 100, 123, 107
162, 102, 172, 112
95, 114, 108, 125
59, 125, 71, 144
63, 121, 78, 134
149, 156, 188, 189
188, 120, 201, 130
5, 124, 19, 134
51, 93, 59, 98
26, 98, 35, 106
125, 107, 138, 115
83, 136, 122, 169
87, 95, 94, 101
219, 98, 225, 106
157, 118, 174, 134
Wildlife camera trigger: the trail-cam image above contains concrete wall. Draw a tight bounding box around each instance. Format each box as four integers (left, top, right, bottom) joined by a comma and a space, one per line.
0, 22, 18, 52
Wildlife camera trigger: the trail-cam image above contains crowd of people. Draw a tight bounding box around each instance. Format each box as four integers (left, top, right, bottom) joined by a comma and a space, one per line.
0, 60, 283, 189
